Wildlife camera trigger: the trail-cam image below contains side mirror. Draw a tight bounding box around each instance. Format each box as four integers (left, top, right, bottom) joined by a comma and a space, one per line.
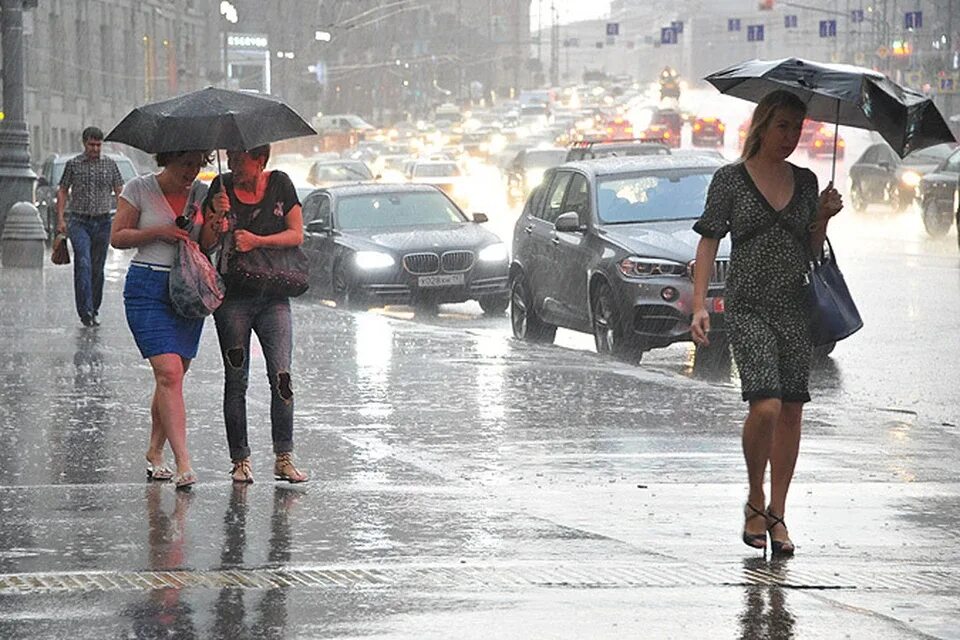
472, 212, 489, 223
554, 211, 583, 233
305, 219, 331, 234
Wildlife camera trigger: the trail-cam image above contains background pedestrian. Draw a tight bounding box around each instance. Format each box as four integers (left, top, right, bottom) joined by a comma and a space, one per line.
56, 126, 125, 327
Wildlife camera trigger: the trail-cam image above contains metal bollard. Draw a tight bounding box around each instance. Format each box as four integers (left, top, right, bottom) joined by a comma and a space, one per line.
1, 201, 47, 268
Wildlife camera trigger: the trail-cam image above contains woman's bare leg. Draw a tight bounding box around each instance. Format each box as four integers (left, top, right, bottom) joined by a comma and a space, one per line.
147, 354, 191, 475
742, 398, 782, 537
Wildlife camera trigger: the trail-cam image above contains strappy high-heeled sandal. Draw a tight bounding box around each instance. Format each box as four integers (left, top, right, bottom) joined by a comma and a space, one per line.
766, 508, 796, 556
742, 502, 767, 550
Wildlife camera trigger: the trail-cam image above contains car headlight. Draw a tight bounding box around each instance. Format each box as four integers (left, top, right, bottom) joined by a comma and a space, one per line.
900, 170, 922, 187
526, 168, 546, 187
354, 251, 395, 270
617, 256, 686, 278
478, 242, 508, 263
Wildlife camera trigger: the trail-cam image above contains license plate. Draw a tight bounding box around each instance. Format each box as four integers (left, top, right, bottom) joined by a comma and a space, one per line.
418, 273, 465, 288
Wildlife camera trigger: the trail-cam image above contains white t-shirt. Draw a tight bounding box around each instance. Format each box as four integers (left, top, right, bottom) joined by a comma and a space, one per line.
119, 174, 207, 267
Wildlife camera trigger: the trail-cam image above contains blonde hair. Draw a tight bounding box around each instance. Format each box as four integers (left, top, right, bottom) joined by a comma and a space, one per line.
741, 90, 807, 160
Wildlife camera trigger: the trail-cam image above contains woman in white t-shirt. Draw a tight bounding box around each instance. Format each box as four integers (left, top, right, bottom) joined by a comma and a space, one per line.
110, 150, 211, 490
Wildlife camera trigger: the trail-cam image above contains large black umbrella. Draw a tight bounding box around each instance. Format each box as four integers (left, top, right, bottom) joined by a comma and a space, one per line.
705, 58, 956, 179
105, 86, 316, 154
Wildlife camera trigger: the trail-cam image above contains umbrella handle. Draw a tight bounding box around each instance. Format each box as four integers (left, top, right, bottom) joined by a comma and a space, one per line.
831, 100, 840, 185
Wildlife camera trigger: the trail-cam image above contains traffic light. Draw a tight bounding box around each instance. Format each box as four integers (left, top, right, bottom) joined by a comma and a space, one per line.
758, 0, 774, 9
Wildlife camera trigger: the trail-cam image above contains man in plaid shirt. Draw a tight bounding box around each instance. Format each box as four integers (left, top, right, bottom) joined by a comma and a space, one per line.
56, 127, 124, 327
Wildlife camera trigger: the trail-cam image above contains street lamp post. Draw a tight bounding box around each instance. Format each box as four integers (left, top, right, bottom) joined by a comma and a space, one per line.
0, 0, 37, 241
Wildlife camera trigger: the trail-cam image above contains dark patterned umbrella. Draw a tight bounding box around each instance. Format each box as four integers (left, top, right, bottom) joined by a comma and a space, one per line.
105, 86, 316, 153
705, 58, 955, 178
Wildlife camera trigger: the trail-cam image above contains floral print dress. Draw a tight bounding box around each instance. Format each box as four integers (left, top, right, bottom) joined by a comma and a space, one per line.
694, 161, 819, 403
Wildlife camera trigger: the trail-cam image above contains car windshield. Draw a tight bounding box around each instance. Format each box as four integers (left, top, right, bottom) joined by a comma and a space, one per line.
336, 191, 465, 230
524, 149, 567, 168
53, 156, 137, 185
903, 144, 954, 164
413, 163, 460, 177
597, 170, 716, 224
314, 163, 372, 180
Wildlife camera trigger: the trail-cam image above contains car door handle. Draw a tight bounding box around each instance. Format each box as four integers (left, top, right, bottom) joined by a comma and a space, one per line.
524, 224, 534, 234
551, 236, 560, 246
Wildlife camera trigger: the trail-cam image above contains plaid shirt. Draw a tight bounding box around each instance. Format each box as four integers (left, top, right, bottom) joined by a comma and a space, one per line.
60, 154, 123, 217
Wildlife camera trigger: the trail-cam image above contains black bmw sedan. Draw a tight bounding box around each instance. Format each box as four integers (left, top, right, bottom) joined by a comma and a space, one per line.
301, 183, 510, 313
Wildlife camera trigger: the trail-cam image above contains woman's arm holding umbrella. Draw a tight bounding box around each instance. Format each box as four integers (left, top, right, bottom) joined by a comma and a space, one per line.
200, 190, 230, 252
808, 183, 843, 252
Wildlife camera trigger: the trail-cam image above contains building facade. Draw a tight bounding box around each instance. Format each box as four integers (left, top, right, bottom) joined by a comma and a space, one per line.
1, 0, 533, 167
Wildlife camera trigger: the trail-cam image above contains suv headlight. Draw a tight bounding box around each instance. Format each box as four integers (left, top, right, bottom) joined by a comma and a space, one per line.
617, 256, 686, 278
478, 242, 508, 263
525, 168, 546, 187
355, 251, 395, 270
900, 170, 922, 187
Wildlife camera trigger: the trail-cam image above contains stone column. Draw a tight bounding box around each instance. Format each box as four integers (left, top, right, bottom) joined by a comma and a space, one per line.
0, 0, 38, 245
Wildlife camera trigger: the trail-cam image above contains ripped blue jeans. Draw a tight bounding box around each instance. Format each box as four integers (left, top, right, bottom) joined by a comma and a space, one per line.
213, 294, 294, 461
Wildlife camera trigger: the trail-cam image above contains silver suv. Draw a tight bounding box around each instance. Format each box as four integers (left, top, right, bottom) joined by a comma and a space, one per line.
509, 155, 732, 364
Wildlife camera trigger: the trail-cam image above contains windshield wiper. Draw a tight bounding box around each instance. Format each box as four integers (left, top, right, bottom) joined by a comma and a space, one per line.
601, 217, 699, 225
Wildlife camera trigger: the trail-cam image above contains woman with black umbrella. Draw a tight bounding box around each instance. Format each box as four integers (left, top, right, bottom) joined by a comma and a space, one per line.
689, 90, 843, 556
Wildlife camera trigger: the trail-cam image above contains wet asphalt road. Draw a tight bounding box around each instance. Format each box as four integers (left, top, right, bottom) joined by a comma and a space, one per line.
2, 172, 960, 637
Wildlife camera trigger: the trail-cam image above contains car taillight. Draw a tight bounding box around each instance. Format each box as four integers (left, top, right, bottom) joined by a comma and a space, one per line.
717, 123, 726, 132
814, 140, 823, 148
694, 123, 702, 132
663, 131, 671, 138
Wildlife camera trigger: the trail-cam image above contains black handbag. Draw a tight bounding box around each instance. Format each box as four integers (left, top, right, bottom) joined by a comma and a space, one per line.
804, 237, 863, 346
220, 176, 310, 298
226, 246, 310, 298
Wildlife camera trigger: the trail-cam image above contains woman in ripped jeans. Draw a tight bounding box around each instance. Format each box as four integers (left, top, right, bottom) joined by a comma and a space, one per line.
200, 144, 308, 484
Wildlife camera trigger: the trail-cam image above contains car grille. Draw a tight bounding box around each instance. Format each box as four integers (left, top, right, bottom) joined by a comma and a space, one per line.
687, 258, 729, 285
403, 251, 475, 274
441, 250, 474, 273
403, 253, 440, 275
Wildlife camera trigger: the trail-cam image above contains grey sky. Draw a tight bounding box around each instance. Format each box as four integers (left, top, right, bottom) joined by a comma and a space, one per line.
530, 0, 612, 28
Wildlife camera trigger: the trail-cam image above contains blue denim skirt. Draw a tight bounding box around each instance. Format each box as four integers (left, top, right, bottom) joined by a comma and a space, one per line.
124, 263, 204, 359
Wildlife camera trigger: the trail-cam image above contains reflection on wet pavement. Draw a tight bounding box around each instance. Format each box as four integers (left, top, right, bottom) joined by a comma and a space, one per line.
1, 231, 960, 637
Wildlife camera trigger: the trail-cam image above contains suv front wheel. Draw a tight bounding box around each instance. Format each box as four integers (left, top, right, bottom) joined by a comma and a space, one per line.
510, 274, 555, 343
591, 281, 641, 362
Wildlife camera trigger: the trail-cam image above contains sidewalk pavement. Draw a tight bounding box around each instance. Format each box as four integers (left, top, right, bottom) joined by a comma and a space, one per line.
0, 255, 958, 639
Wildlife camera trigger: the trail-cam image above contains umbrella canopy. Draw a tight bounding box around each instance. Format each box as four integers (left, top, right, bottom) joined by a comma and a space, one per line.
704, 57, 955, 158
105, 86, 316, 153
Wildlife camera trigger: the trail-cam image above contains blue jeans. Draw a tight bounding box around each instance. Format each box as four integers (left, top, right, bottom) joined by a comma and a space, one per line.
67, 214, 112, 320
213, 295, 294, 461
